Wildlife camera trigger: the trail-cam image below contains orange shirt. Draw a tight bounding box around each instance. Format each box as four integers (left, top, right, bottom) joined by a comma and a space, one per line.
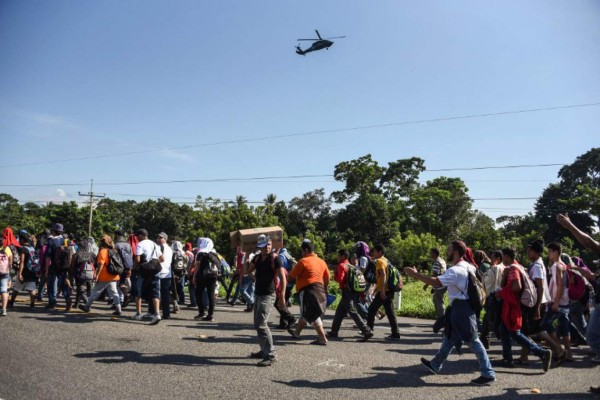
289, 253, 330, 292
96, 248, 120, 282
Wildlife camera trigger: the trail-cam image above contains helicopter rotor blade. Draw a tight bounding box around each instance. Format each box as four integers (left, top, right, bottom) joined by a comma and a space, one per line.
325, 36, 346, 39
297, 39, 318, 41
315, 30, 322, 40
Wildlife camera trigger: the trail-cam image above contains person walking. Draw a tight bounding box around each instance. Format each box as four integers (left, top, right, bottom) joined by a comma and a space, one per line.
156, 232, 173, 320
247, 235, 288, 366
288, 240, 330, 346
193, 238, 220, 322
365, 244, 400, 341
8, 233, 39, 309
424, 247, 447, 331
78, 235, 122, 316
131, 229, 163, 325
497, 248, 552, 372
405, 240, 496, 386
0, 237, 14, 316
328, 249, 373, 340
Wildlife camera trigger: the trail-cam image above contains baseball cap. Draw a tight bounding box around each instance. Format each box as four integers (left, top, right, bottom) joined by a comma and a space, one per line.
52, 223, 64, 233
136, 228, 148, 236
527, 240, 544, 254
256, 234, 269, 248
157, 232, 168, 240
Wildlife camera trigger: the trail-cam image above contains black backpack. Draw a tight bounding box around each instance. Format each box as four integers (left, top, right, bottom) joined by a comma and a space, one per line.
199, 252, 220, 278
105, 248, 125, 276
171, 250, 188, 276
364, 259, 377, 284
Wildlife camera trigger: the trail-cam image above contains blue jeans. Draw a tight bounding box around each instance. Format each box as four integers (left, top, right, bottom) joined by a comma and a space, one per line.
159, 277, 172, 318
176, 275, 185, 304
587, 304, 600, 357
47, 270, 72, 306
499, 322, 545, 362
188, 279, 197, 307
353, 292, 369, 320
542, 304, 570, 337
430, 335, 495, 379
241, 276, 255, 306
569, 300, 587, 333
0, 274, 8, 293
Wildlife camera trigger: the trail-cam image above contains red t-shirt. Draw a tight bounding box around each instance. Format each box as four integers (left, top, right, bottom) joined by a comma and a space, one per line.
335, 262, 349, 290
500, 265, 522, 331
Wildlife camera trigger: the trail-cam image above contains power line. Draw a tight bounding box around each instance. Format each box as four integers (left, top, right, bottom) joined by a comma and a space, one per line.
0, 163, 566, 188
1, 101, 598, 169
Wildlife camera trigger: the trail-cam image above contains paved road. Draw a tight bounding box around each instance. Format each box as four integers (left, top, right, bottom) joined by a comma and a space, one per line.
0, 298, 597, 400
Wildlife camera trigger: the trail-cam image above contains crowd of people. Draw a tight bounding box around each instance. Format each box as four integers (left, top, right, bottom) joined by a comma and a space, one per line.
0, 213, 598, 390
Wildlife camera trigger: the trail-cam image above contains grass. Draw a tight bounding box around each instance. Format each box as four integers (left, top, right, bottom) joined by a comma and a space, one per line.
208, 275, 443, 320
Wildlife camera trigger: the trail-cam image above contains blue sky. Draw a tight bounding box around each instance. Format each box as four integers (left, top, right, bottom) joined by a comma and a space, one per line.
0, 0, 598, 218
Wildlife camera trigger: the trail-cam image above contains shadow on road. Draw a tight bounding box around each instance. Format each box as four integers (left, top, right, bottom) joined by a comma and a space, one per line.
273, 363, 469, 389
73, 350, 250, 367
469, 388, 595, 399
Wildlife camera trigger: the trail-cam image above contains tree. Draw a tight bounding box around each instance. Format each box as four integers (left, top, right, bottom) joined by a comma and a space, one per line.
409, 177, 472, 241
332, 154, 384, 203
387, 231, 443, 267
380, 157, 425, 200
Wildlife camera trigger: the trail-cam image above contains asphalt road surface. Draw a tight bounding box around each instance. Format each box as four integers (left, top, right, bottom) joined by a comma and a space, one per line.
0, 297, 598, 400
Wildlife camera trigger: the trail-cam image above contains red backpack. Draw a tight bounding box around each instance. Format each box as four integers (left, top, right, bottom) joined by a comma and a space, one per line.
565, 263, 586, 301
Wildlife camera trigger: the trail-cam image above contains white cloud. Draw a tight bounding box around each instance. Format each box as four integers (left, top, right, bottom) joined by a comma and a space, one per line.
159, 148, 194, 162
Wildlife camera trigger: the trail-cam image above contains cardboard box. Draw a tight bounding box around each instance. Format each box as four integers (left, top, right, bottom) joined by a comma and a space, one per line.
230, 226, 284, 252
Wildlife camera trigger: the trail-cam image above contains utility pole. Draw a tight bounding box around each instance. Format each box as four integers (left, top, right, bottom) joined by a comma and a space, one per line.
78, 179, 105, 238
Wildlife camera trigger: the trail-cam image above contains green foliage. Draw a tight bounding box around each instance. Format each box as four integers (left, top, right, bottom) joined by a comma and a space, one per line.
388, 231, 443, 267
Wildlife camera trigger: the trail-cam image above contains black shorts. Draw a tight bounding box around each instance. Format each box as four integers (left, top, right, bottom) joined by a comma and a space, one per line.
521, 304, 546, 335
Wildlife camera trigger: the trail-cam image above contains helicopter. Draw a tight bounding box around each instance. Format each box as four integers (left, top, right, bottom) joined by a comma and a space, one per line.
295, 30, 345, 56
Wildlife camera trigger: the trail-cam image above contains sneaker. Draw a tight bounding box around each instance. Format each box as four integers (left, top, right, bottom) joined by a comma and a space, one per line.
257, 357, 276, 367
244, 305, 253, 312
131, 313, 143, 321
194, 313, 205, 320
327, 331, 338, 338
45, 304, 55, 310
0, 309, 6, 316
142, 312, 154, 319
497, 359, 514, 368
421, 358, 438, 374
78, 304, 90, 313
542, 349, 552, 373
201, 315, 214, 322
250, 351, 264, 359
362, 331, 374, 340
112, 310, 122, 317
385, 334, 401, 341
470, 376, 495, 386
287, 327, 300, 339
149, 314, 161, 326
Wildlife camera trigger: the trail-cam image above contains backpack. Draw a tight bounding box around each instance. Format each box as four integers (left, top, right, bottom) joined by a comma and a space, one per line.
10, 244, 20, 271
105, 248, 125, 276
199, 252, 220, 278
364, 259, 377, 284
24, 245, 41, 274
565, 264, 586, 301
52, 242, 72, 272
0, 247, 10, 275
115, 241, 133, 270
76, 258, 95, 281
171, 250, 188, 276
513, 264, 538, 308
346, 264, 367, 293
279, 250, 297, 273
386, 261, 403, 293
459, 263, 486, 313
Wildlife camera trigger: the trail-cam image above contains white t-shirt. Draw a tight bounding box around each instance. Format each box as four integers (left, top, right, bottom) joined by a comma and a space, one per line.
136, 239, 161, 263
549, 261, 570, 306
528, 258, 551, 304
157, 243, 173, 279
437, 260, 476, 301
